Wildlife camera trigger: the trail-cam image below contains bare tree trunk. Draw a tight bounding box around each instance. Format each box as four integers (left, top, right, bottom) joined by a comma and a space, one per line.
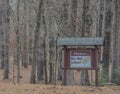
23, 0, 28, 68
0, 31, 4, 69
3, 21, 9, 79
43, 12, 49, 84
3, 0, 10, 79
28, 32, 32, 65
13, 50, 16, 84
43, 36, 48, 84
112, 0, 120, 84
16, 0, 20, 83
49, 27, 55, 84
97, 0, 104, 37
103, 0, 113, 82
0, 0, 10, 79
0, 1, 5, 69
30, 0, 43, 84
65, 0, 77, 85
79, 0, 90, 86
57, 50, 62, 81
70, 0, 77, 37
36, 37, 44, 81
37, 60, 43, 81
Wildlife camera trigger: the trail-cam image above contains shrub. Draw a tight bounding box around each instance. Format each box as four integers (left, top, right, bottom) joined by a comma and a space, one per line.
112, 68, 120, 85
98, 65, 107, 86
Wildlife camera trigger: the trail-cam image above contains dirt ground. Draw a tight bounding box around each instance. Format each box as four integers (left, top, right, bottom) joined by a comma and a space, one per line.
0, 65, 120, 94
0, 82, 120, 94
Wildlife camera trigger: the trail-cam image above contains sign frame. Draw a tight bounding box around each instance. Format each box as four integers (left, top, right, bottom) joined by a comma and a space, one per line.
65, 48, 98, 70
57, 37, 104, 86
63, 47, 98, 86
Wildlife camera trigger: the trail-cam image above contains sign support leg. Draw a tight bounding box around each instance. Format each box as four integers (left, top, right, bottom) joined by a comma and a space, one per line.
63, 46, 67, 85
95, 69, 98, 86
64, 69, 67, 85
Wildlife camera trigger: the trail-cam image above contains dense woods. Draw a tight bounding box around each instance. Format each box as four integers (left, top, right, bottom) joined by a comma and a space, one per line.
0, 0, 120, 86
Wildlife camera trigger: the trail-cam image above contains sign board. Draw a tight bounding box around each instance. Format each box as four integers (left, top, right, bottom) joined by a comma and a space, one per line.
65, 48, 97, 70
70, 50, 91, 68
57, 37, 104, 86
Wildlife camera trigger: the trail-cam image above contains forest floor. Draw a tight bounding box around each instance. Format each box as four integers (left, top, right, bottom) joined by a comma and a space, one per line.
0, 65, 120, 94
0, 81, 120, 94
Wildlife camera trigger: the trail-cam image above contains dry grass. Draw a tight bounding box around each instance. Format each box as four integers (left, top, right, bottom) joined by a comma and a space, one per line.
0, 82, 120, 94
0, 65, 120, 94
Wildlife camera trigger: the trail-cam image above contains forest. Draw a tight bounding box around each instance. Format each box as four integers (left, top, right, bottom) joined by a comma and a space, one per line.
0, 0, 120, 94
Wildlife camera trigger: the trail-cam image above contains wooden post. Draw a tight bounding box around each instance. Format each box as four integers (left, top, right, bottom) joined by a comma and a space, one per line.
95, 69, 98, 86
95, 47, 98, 86
64, 46, 67, 85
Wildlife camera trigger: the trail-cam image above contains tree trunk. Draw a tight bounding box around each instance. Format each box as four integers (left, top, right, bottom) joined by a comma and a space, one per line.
103, 0, 113, 82
112, 0, 120, 84
70, 0, 77, 37
43, 11, 49, 84
23, 0, 28, 68
36, 37, 44, 81
79, 0, 90, 86
3, 0, 10, 79
65, 0, 78, 86
16, 0, 20, 83
0, 0, 4, 69
80, 70, 90, 85
49, 29, 56, 84
0, 31, 4, 69
37, 60, 43, 81
49, 63, 55, 84
30, 0, 43, 84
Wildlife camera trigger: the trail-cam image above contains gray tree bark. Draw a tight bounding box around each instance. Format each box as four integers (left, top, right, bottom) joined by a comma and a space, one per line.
102, 0, 113, 82
22, 0, 28, 68
112, 0, 120, 84
3, 0, 10, 79
16, 0, 20, 83
79, 0, 91, 86
30, 0, 43, 84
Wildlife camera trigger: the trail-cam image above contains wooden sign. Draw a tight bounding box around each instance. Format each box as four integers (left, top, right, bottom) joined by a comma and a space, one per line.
57, 37, 104, 86
69, 50, 92, 68
64, 48, 97, 70
63, 47, 98, 86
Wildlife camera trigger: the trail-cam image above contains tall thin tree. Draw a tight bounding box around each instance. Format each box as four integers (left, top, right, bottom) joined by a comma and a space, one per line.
3, 0, 10, 79
30, 0, 43, 84
16, 0, 20, 83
